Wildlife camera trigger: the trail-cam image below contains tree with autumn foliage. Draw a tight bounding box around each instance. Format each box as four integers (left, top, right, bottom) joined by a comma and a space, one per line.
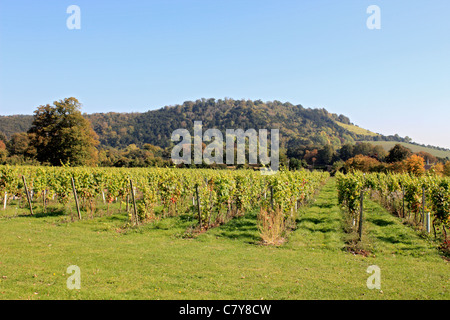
304, 149, 318, 165
0, 139, 7, 163
388, 160, 407, 174
27, 97, 99, 166
430, 162, 445, 176
444, 162, 450, 177
415, 151, 437, 165
405, 155, 425, 176
344, 154, 382, 173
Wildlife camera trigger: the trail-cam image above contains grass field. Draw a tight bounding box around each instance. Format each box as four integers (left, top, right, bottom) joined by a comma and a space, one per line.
335, 122, 379, 137
0, 179, 448, 300
360, 141, 450, 159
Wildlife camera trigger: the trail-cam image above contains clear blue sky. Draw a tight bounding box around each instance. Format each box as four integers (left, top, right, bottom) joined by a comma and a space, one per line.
0, 0, 449, 148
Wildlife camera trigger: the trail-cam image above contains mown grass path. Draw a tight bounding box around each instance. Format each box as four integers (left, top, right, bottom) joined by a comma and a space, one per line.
288, 178, 346, 251
289, 178, 442, 257
0, 178, 448, 300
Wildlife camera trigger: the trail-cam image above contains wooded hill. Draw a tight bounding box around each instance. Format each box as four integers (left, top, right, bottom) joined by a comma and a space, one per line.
0, 98, 410, 152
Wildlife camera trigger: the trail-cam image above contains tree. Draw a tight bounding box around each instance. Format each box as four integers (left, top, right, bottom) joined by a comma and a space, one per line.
27, 97, 99, 166
353, 142, 373, 157
317, 144, 335, 165
430, 163, 444, 176
415, 151, 437, 165
289, 158, 307, 170
405, 155, 425, 176
0, 150, 7, 164
385, 144, 412, 163
371, 145, 387, 161
303, 149, 318, 165
444, 162, 450, 177
0, 140, 7, 163
388, 160, 407, 173
331, 160, 345, 174
143, 143, 164, 157
345, 155, 381, 173
7, 132, 30, 156
338, 144, 354, 161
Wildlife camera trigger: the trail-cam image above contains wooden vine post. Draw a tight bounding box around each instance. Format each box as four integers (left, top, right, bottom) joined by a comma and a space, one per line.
358, 189, 364, 241
358, 173, 367, 241
42, 189, 47, 213
130, 180, 138, 225
270, 186, 274, 210
402, 185, 405, 218
196, 185, 202, 229
422, 186, 426, 227
22, 176, 34, 216
71, 177, 82, 220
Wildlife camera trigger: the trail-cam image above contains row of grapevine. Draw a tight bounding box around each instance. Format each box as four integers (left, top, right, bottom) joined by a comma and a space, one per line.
0, 165, 329, 231
336, 171, 450, 241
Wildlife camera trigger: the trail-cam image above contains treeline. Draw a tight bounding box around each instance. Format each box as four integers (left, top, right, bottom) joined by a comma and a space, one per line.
2, 98, 415, 150
2, 97, 448, 171
0, 115, 33, 138
287, 141, 450, 176
0, 98, 171, 168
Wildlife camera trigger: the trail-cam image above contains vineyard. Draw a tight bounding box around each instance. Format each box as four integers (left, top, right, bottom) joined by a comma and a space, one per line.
0, 165, 329, 243
0, 165, 449, 299
2, 165, 449, 247
336, 171, 450, 251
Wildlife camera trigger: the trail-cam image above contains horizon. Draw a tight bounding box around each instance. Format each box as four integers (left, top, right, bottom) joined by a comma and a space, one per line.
1, 0, 449, 148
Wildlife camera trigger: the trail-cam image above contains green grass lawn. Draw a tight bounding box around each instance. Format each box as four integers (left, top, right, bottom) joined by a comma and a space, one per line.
0, 179, 448, 300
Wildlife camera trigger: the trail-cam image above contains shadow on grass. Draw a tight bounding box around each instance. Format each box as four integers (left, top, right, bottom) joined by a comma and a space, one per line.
102, 215, 125, 221
178, 213, 196, 224
297, 215, 337, 234
299, 217, 327, 225
377, 235, 402, 244
314, 203, 334, 209
17, 207, 66, 219
213, 213, 260, 244
376, 233, 414, 246
302, 226, 336, 234
368, 218, 395, 227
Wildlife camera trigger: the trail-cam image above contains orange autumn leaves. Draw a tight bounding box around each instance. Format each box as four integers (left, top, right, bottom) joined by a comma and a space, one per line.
345, 154, 449, 176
